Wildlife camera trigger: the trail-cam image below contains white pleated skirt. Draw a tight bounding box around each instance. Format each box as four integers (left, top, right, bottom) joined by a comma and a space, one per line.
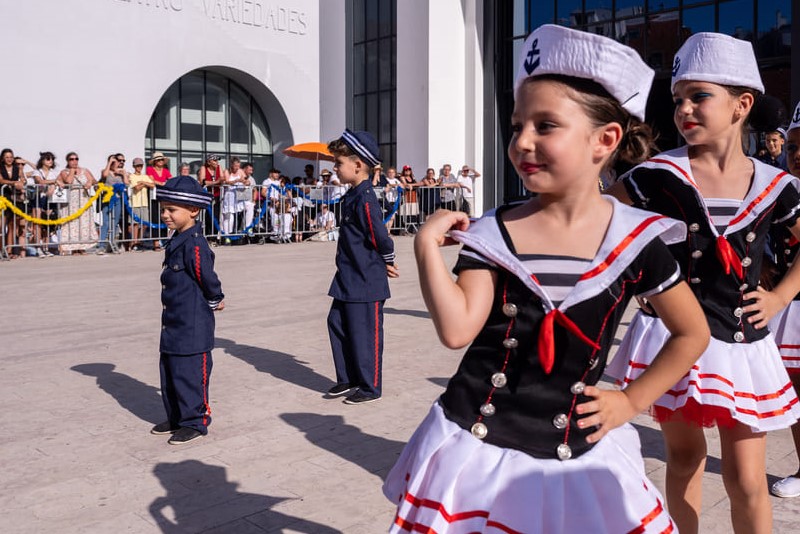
607, 312, 800, 431
769, 301, 800, 373
383, 401, 675, 534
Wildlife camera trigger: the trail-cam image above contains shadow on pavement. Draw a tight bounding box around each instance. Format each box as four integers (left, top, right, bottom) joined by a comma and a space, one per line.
632, 422, 723, 476
427, 377, 450, 388
216, 337, 332, 394
384, 307, 430, 319
280, 412, 406, 482
71, 363, 162, 424
150, 460, 341, 533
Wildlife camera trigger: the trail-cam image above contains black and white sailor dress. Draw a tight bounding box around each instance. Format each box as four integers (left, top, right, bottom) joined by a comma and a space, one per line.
607, 146, 800, 430
384, 198, 685, 534
767, 222, 800, 374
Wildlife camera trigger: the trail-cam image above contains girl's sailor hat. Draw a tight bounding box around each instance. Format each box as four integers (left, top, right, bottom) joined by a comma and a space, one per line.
671, 32, 764, 93
789, 102, 800, 134
156, 176, 213, 208
513, 24, 654, 121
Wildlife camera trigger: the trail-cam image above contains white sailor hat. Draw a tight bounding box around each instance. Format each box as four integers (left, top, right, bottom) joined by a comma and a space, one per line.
513, 24, 654, 121
671, 33, 764, 93
156, 176, 213, 208
788, 102, 800, 134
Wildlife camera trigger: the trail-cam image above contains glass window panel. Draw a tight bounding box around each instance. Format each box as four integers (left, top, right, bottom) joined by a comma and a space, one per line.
152, 80, 179, 150
367, 93, 379, 138
556, 0, 582, 28
380, 91, 392, 141
682, 5, 716, 36
584, 0, 613, 23
391, 36, 397, 88
161, 151, 179, 176
251, 155, 273, 182
229, 83, 250, 153
251, 106, 271, 154
530, 1, 555, 30
180, 153, 204, 176
646, 12, 681, 70
719, 0, 753, 40
379, 0, 392, 38
353, 95, 366, 130
513, 0, 526, 36
648, 0, 679, 11
205, 73, 228, 153
366, 41, 378, 92
145, 122, 153, 150
366, 0, 378, 40
353, 0, 366, 42
379, 38, 392, 90
757, 0, 790, 57
353, 43, 366, 94
181, 72, 203, 110
511, 37, 524, 86
617, 16, 646, 55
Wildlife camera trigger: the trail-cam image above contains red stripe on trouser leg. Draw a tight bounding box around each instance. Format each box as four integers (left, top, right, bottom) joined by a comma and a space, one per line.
374, 302, 380, 387
202, 352, 210, 425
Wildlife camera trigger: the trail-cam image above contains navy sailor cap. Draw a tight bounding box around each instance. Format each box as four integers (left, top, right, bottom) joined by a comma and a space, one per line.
340, 129, 382, 168
156, 176, 213, 208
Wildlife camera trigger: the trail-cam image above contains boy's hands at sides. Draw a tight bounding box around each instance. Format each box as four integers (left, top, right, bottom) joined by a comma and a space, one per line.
215, 301, 225, 312
387, 263, 399, 278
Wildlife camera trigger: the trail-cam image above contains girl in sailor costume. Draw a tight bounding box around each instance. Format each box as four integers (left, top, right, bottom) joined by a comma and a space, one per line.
767, 104, 800, 499
606, 33, 800, 533
383, 25, 710, 534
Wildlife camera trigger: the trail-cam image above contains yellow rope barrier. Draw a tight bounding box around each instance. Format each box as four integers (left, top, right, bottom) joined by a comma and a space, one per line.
0, 183, 115, 226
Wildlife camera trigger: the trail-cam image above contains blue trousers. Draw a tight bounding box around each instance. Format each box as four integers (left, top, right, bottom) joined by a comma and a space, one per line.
99, 199, 122, 248
159, 351, 213, 433
327, 299, 385, 397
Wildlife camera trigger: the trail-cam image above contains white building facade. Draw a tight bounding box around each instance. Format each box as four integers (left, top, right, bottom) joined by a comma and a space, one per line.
2, 0, 487, 213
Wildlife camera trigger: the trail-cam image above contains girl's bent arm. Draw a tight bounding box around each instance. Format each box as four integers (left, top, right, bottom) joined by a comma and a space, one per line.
415, 210, 496, 349
576, 281, 709, 442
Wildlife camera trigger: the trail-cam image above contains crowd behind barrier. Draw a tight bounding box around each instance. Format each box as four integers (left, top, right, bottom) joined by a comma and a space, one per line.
0, 181, 468, 259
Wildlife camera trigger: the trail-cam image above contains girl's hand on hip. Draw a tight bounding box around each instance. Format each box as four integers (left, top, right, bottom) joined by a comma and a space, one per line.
575, 386, 638, 444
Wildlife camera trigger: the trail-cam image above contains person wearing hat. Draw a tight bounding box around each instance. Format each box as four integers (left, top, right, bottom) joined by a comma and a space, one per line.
325, 129, 398, 405
767, 104, 800, 499
127, 157, 155, 251
152, 176, 225, 445
198, 154, 223, 241
758, 127, 789, 171
146, 152, 172, 251
606, 33, 800, 533
384, 24, 709, 533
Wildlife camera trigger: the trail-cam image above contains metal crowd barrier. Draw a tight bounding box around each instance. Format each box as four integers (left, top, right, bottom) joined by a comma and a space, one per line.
1, 181, 466, 259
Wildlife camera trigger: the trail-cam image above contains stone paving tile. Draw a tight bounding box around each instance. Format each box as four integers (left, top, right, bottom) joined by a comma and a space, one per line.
3, 237, 800, 533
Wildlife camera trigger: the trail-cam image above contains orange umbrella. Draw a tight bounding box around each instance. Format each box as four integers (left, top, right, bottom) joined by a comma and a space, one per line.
282, 142, 334, 161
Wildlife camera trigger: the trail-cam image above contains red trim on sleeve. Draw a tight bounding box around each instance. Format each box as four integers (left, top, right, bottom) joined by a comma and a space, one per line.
194, 246, 202, 286
365, 202, 378, 248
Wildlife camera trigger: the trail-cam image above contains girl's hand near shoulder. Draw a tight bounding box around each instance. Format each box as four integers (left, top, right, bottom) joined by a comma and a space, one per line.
415, 209, 470, 249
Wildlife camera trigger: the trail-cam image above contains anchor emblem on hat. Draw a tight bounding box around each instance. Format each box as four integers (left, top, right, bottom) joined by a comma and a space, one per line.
671, 56, 681, 77
524, 38, 541, 75
794, 106, 800, 124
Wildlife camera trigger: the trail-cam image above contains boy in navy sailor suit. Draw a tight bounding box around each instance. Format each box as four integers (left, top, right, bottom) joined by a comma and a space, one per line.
152, 176, 225, 444
326, 129, 399, 404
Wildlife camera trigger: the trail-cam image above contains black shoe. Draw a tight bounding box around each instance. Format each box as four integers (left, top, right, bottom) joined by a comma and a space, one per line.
343, 391, 381, 405
327, 383, 357, 397
150, 421, 179, 435
168, 427, 204, 445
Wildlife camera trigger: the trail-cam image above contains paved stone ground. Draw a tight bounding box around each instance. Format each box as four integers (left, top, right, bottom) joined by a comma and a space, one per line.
2, 237, 799, 533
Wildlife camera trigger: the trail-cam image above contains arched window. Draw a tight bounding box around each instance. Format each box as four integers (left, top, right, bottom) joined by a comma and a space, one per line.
145, 70, 273, 177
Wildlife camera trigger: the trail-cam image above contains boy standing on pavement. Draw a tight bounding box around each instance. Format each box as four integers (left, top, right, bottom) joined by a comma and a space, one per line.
325, 129, 399, 404
152, 176, 225, 444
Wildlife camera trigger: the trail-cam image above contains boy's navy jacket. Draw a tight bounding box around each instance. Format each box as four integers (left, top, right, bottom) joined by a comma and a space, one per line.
160, 221, 224, 354
328, 179, 395, 302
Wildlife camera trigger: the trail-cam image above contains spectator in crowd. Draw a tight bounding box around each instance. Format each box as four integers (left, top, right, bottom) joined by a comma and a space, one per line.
372, 164, 387, 187
303, 164, 316, 184
147, 152, 172, 251
418, 167, 440, 217
258, 168, 281, 240
177, 162, 191, 176
397, 164, 419, 231
457, 165, 479, 216
29, 151, 60, 254
199, 154, 223, 240
221, 156, 244, 241
383, 166, 401, 231
57, 151, 98, 255
93, 154, 129, 254
128, 157, 154, 251
240, 162, 256, 238
438, 163, 461, 211
758, 128, 789, 171
317, 168, 332, 188
0, 149, 31, 258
